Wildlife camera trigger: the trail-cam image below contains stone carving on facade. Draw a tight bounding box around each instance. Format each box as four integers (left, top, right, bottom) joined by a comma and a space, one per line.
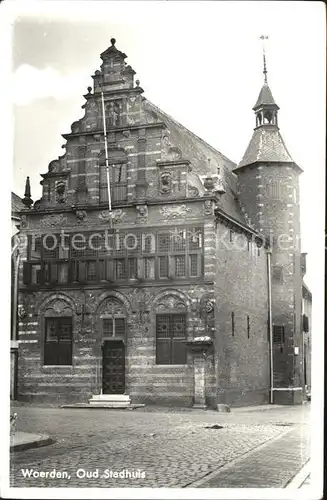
142, 100, 159, 123
107, 101, 121, 127
71, 121, 81, 134
136, 204, 148, 223
48, 160, 61, 173
159, 172, 173, 194
76, 210, 87, 224
39, 214, 68, 228
161, 135, 182, 161
83, 99, 99, 131
126, 95, 142, 125
55, 181, 67, 204
99, 298, 125, 318
187, 185, 199, 197
156, 294, 186, 311
20, 215, 28, 229
160, 204, 190, 220
98, 210, 111, 223
98, 209, 126, 224
122, 130, 131, 138
205, 299, 215, 314
44, 299, 72, 317
33, 200, 41, 210
18, 305, 27, 320
203, 199, 214, 216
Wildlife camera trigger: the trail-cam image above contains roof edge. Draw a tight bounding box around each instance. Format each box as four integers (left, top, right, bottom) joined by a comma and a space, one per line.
232, 160, 303, 175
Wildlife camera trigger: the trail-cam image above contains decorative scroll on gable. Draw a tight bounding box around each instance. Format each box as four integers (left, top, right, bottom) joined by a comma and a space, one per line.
126, 96, 159, 126
80, 98, 99, 131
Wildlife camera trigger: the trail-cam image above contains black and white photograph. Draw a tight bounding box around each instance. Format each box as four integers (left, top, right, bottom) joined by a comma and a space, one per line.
1, 1, 325, 498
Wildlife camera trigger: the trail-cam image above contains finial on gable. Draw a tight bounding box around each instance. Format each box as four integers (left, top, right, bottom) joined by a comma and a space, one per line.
22, 176, 33, 208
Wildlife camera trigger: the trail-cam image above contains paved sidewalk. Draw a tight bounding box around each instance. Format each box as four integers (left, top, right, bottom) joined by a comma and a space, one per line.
286, 460, 311, 489
10, 404, 310, 488
10, 432, 54, 452
190, 424, 310, 488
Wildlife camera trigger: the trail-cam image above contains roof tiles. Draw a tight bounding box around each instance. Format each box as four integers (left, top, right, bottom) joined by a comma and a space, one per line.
237, 127, 294, 169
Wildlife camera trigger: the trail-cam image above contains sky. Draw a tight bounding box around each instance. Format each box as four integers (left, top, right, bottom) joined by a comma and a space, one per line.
2, 1, 326, 294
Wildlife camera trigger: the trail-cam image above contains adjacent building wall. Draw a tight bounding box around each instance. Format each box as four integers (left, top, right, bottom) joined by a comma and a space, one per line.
215, 218, 270, 406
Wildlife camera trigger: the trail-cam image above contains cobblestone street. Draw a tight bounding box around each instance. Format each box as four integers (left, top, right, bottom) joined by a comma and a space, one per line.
10, 403, 310, 488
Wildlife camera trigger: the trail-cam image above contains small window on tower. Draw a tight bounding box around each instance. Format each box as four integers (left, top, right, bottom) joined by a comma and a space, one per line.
273, 325, 285, 344
272, 265, 283, 283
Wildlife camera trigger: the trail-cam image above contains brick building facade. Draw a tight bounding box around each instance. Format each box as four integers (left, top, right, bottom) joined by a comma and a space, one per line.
15, 39, 308, 407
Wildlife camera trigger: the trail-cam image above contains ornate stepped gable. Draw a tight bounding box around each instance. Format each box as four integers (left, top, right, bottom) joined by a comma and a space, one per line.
30, 38, 248, 229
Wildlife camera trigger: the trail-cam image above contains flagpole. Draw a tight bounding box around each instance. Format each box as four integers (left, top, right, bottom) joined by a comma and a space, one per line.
100, 81, 113, 230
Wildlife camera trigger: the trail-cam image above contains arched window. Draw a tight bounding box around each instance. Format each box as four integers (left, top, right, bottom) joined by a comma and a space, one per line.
43, 300, 73, 366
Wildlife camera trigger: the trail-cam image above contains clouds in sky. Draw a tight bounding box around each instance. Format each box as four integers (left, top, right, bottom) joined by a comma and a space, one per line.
12, 64, 91, 105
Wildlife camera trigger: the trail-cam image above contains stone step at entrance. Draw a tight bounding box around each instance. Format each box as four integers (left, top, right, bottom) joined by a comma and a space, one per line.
88, 394, 132, 408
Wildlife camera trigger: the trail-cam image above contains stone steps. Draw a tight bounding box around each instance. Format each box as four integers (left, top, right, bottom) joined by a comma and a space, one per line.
88, 393, 132, 408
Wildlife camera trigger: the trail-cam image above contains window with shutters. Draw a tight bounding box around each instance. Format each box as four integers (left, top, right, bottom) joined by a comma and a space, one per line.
156, 314, 187, 364
273, 325, 285, 344
44, 317, 72, 365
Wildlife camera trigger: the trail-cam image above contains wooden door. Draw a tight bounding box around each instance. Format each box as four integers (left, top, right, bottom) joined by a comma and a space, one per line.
102, 340, 125, 394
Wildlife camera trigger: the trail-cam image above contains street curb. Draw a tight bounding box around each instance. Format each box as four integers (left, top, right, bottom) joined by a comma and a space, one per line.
10, 434, 54, 452
186, 425, 295, 488
285, 460, 310, 489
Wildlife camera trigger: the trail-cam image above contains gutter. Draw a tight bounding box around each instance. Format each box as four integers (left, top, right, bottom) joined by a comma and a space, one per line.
215, 207, 267, 245
267, 250, 274, 403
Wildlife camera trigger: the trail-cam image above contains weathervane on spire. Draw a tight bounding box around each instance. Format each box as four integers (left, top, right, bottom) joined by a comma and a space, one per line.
259, 35, 269, 84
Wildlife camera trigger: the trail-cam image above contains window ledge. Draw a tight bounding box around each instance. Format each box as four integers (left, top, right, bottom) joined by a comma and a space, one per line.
42, 365, 74, 370
155, 365, 189, 368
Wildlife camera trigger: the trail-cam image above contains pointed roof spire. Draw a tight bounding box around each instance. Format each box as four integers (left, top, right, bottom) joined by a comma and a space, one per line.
233, 36, 302, 173
260, 35, 269, 83
22, 176, 33, 208
253, 36, 279, 110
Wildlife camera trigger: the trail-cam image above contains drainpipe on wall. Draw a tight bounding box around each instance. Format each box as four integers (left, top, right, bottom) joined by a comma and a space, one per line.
267, 251, 274, 404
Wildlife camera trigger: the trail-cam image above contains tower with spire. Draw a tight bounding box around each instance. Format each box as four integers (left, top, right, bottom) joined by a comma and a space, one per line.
233, 41, 304, 403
